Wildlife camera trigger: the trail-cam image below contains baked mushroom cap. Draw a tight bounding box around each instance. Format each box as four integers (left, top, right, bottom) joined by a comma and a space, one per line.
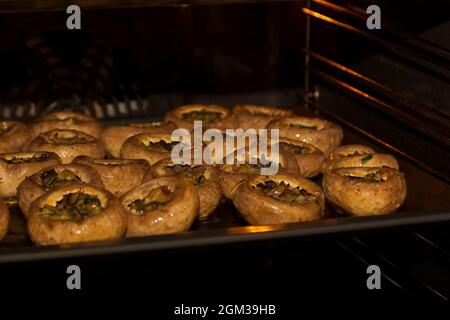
232, 104, 293, 130
72, 156, 150, 196
17, 163, 104, 217
0, 121, 30, 153
30, 111, 102, 139
217, 147, 299, 199
101, 121, 177, 158
147, 158, 221, 218
25, 129, 104, 164
0, 152, 62, 197
267, 116, 343, 156
322, 167, 407, 216
165, 104, 237, 131
0, 200, 9, 241
120, 133, 187, 165
327, 144, 375, 161
326, 153, 399, 171
233, 174, 325, 225
278, 137, 325, 178
120, 176, 199, 237
27, 184, 127, 245
322, 144, 373, 172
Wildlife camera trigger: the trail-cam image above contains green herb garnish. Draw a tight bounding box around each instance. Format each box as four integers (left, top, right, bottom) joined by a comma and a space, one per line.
181, 111, 222, 123
128, 186, 173, 215
361, 154, 373, 164
39, 192, 102, 221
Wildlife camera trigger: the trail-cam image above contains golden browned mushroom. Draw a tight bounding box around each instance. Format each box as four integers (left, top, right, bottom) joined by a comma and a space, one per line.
27, 184, 127, 246
30, 111, 102, 139
72, 156, 149, 196
0, 152, 61, 197
217, 147, 299, 200
322, 144, 399, 172
278, 137, 325, 178
327, 144, 375, 160
0, 200, 9, 241
17, 164, 104, 217
147, 158, 221, 218
120, 133, 186, 165
120, 176, 199, 237
267, 116, 343, 156
25, 129, 104, 164
0, 121, 30, 153
232, 104, 293, 130
100, 121, 177, 158
165, 104, 237, 131
233, 174, 325, 225
322, 167, 407, 216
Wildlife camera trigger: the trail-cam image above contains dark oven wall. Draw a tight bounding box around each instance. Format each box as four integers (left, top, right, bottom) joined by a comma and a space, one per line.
0, 1, 307, 118
305, 0, 450, 179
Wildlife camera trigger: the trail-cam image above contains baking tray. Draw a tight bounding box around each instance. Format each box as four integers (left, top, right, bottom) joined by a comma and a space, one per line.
1, 108, 449, 264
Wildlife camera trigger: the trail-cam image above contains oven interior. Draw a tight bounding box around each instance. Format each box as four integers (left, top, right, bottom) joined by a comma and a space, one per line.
0, 0, 449, 300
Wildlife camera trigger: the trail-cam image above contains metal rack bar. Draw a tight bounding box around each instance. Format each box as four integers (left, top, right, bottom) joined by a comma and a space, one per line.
304, 49, 450, 121
311, 0, 450, 60
305, 99, 450, 183
302, 8, 450, 78
308, 68, 450, 147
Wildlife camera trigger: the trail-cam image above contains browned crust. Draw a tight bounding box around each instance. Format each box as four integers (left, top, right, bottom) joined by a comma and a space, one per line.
267, 116, 343, 156
27, 184, 127, 246
322, 167, 407, 216
279, 137, 325, 178
0, 152, 62, 197
120, 176, 199, 237
232, 104, 293, 130
0, 121, 30, 153
30, 111, 102, 139
100, 121, 177, 158
0, 200, 9, 241
25, 129, 104, 164
164, 104, 238, 131
120, 133, 180, 165
17, 163, 104, 217
147, 158, 221, 218
72, 156, 150, 196
233, 174, 325, 225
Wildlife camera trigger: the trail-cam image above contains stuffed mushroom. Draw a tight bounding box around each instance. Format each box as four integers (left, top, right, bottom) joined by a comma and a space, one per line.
147, 158, 221, 218
101, 121, 177, 158
27, 184, 127, 246
120, 176, 199, 237
0, 121, 30, 153
322, 167, 407, 216
278, 138, 325, 178
217, 147, 299, 200
232, 104, 293, 130
267, 116, 343, 155
165, 104, 237, 131
25, 129, 104, 163
17, 164, 104, 217
233, 174, 325, 225
30, 111, 102, 139
120, 133, 186, 165
0, 200, 9, 241
322, 144, 375, 172
322, 144, 398, 172
0, 152, 62, 197
73, 156, 150, 196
